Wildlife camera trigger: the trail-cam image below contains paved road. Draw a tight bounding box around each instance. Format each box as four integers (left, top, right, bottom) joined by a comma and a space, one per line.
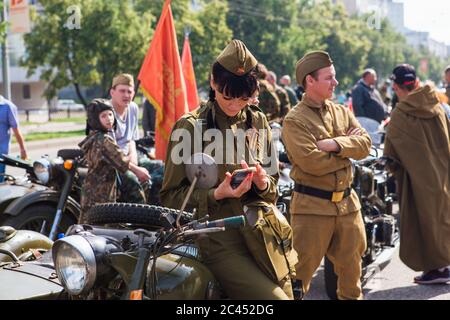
305, 249, 450, 300
7, 136, 82, 177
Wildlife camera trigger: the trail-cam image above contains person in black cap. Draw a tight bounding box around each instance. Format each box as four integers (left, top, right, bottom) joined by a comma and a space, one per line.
78, 99, 149, 223
384, 64, 450, 284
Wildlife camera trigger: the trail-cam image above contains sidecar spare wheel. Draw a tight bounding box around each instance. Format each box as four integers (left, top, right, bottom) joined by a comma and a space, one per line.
85, 203, 192, 229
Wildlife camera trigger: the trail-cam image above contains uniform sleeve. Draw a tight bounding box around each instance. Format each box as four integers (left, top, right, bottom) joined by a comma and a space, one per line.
251, 115, 278, 203
333, 109, 372, 160
160, 117, 218, 218
101, 136, 130, 174
383, 114, 403, 173
282, 118, 350, 177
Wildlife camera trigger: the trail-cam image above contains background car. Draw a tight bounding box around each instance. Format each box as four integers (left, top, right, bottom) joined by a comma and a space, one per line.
56, 99, 84, 111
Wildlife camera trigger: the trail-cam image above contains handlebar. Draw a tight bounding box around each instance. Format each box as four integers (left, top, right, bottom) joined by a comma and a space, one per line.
193, 215, 246, 230
181, 215, 246, 237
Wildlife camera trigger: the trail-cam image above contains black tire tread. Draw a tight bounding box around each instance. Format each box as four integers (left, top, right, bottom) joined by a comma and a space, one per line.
85, 203, 192, 228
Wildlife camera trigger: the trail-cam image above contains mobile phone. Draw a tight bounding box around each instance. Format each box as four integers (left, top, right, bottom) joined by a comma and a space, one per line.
230, 167, 256, 189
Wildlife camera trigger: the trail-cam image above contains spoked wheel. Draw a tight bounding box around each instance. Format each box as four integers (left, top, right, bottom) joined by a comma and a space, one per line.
0, 204, 77, 235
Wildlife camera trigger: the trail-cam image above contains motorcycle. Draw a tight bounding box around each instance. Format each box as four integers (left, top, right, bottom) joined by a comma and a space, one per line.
0, 152, 81, 238
0, 136, 162, 239
0, 153, 245, 300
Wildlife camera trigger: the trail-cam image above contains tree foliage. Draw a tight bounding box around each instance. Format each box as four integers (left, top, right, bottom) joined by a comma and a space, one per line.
22, 0, 153, 104
225, 0, 448, 89
21, 0, 448, 102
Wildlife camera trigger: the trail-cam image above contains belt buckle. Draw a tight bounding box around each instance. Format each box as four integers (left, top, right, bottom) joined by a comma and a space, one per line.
331, 191, 344, 202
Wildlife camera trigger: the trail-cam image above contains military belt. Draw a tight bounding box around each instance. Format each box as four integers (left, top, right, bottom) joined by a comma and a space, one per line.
294, 183, 351, 202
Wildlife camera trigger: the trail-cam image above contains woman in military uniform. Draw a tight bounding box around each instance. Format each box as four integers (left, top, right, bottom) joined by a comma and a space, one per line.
160, 40, 297, 299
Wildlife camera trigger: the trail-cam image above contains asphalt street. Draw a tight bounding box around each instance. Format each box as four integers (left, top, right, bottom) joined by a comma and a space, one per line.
305, 249, 450, 300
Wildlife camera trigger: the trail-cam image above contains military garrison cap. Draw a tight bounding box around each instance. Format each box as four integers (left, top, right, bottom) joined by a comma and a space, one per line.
216, 40, 258, 76
295, 51, 333, 86
112, 73, 135, 88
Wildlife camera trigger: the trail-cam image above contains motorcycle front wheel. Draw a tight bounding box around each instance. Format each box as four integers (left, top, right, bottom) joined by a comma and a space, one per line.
0, 204, 77, 235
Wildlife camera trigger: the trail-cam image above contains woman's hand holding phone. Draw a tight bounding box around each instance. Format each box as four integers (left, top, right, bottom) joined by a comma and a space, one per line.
213, 160, 268, 201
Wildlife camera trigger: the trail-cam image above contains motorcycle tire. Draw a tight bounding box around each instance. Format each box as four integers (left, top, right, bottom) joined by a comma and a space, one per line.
85, 203, 193, 229
57, 149, 84, 160
0, 203, 77, 235
324, 256, 338, 300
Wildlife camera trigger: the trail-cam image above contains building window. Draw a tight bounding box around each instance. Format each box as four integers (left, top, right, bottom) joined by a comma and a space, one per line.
23, 84, 31, 100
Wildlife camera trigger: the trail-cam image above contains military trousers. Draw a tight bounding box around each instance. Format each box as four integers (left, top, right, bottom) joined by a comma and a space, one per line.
205, 250, 293, 300
117, 156, 164, 204
291, 210, 366, 300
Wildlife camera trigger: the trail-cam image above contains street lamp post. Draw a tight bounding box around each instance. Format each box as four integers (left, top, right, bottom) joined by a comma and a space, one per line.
1, 0, 11, 100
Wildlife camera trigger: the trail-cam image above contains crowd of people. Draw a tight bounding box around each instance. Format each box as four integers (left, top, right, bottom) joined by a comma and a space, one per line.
1, 38, 449, 300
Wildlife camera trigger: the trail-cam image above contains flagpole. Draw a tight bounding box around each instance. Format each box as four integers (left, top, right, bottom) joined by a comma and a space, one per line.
133, 80, 141, 102
1, 0, 11, 100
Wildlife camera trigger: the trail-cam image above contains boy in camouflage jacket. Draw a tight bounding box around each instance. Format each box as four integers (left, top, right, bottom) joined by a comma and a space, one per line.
78, 99, 147, 223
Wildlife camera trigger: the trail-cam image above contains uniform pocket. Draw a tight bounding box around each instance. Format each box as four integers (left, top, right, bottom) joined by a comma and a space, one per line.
241, 205, 298, 283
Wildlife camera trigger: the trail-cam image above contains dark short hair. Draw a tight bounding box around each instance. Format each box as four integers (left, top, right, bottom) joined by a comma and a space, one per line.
396, 82, 416, 91
302, 70, 319, 89
445, 65, 450, 73
209, 62, 259, 101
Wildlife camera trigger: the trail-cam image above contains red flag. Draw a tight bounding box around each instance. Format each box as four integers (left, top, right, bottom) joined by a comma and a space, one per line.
181, 34, 199, 111
138, 0, 188, 160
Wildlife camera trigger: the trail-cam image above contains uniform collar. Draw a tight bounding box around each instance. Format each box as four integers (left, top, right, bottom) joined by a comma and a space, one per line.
302, 94, 327, 109
212, 100, 246, 125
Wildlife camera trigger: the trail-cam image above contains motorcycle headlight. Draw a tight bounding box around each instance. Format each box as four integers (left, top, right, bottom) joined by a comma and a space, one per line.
52, 235, 97, 296
33, 158, 51, 184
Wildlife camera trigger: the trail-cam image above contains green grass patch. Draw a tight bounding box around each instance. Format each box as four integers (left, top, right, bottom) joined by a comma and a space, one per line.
13, 129, 85, 142
22, 116, 86, 126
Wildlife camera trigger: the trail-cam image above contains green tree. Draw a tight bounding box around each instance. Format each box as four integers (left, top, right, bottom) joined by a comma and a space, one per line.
22, 0, 153, 105
0, 1, 6, 44
226, 0, 298, 77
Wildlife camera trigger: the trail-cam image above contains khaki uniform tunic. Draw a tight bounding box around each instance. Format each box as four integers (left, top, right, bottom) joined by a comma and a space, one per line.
161, 100, 293, 299
282, 95, 371, 299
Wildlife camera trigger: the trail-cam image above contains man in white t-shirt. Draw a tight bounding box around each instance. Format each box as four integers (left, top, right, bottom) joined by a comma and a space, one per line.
109, 74, 163, 204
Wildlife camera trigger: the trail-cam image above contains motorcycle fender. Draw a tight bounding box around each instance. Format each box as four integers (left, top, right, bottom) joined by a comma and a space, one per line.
0, 229, 53, 263
0, 263, 63, 300
3, 190, 80, 219
153, 253, 217, 300
109, 252, 218, 300
0, 183, 47, 210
